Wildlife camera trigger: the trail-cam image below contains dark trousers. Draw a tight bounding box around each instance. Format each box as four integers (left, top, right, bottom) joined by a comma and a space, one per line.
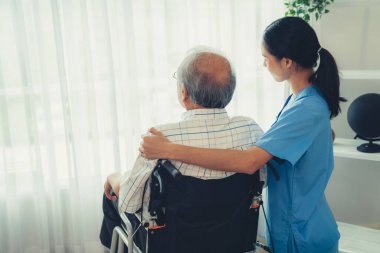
99, 194, 147, 252
99, 194, 121, 248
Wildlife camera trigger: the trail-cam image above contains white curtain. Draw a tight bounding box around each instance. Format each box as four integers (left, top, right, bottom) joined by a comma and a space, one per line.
0, 0, 285, 252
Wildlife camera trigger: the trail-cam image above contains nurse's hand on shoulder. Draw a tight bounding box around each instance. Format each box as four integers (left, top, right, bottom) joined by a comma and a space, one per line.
140, 128, 171, 159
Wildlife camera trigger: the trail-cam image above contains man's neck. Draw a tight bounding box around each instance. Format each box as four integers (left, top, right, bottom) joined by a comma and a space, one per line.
185, 104, 206, 111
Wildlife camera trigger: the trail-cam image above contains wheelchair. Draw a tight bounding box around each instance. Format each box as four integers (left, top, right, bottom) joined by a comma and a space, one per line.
110, 159, 267, 253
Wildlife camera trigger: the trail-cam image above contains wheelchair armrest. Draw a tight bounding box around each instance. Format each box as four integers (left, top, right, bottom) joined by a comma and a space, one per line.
157, 159, 182, 183
148, 160, 182, 223
120, 212, 134, 232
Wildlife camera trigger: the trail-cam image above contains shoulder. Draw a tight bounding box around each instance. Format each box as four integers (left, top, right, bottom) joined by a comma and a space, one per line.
297, 86, 330, 114
230, 115, 264, 138
150, 122, 183, 137
291, 94, 329, 121
230, 115, 262, 127
230, 115, 260, 126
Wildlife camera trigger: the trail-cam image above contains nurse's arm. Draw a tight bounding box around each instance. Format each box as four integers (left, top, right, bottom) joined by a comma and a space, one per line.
140, 129, 273, 174
169, 145, 273, 174
140, 128, 273, 174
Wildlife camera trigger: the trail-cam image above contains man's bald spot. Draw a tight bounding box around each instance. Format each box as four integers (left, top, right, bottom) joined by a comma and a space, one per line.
192, 52, 232, 88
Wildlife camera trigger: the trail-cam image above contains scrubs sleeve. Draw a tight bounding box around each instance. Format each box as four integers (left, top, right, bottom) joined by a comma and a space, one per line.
256, 102, 323, 167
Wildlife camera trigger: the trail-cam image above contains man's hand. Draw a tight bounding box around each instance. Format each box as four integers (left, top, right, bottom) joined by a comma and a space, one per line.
139, 128, 172, 159
104, 172, 122, 201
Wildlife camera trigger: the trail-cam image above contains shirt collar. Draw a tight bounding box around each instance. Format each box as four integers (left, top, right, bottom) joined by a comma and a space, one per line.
272, 85, 320, 127
181, 108, 229, 121
293, 85, 320, 101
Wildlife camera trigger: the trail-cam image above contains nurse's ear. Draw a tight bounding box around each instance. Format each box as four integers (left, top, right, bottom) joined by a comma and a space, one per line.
281, 57, 293, 70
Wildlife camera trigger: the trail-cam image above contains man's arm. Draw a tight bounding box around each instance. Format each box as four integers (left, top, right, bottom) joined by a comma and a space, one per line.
118, 156, 157, 213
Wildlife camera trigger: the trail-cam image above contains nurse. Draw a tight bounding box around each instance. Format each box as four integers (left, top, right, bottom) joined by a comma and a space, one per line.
140, 17, 345, 253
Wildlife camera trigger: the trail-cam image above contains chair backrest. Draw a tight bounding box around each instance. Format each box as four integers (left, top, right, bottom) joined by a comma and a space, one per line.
146, 159, 263, 253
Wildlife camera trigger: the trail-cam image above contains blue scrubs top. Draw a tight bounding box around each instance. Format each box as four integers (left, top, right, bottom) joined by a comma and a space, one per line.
256, 85, 340, 253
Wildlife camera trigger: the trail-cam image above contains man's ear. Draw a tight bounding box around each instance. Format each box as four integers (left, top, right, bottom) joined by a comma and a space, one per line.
181, 85, 189, 102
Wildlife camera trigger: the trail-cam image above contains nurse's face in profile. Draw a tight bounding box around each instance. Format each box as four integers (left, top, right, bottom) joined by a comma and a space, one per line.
261, 42, 292, 83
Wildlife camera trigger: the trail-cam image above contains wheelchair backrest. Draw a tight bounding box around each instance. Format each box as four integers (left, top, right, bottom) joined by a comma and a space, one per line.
145, 159, 264, 253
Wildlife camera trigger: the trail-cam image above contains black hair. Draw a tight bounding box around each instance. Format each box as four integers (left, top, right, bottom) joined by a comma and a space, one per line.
263, 16, 346, 118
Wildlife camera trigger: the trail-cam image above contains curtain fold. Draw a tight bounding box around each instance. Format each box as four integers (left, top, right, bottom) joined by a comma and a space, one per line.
0, 0, 285, 252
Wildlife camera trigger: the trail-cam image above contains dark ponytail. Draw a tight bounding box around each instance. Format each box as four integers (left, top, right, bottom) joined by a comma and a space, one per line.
310, 48, 347, 118
263, 16, 346, 119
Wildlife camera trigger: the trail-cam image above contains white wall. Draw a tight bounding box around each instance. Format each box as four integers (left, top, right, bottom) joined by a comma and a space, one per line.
316, 0, 380, 228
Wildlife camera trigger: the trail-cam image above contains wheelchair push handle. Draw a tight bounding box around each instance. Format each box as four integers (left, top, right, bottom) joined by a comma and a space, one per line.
158, 159, 183, 182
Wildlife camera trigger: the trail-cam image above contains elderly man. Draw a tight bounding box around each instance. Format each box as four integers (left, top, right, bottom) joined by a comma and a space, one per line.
99, 47, 265, 249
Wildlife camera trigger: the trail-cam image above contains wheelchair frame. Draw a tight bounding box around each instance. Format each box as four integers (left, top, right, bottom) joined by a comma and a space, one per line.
109, 159, 269, 253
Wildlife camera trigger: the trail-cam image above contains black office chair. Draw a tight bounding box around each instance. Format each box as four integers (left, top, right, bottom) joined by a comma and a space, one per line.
110, 159, 266, 253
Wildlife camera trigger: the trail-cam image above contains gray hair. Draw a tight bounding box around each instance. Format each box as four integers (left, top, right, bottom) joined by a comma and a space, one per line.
177, 46, 236, 108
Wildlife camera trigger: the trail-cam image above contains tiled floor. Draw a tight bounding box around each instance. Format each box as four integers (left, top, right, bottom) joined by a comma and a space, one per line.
338, 222, 380, 253
255, 223, 380, 253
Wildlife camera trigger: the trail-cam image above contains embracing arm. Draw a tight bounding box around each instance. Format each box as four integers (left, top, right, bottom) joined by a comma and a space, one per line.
169, 144, 272, 174
140, 128, 273, 174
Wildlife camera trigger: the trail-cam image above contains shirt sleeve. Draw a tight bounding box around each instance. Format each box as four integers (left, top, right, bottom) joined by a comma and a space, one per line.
255, 101, 323, 167
249, 122, 267, 187
118, 156, 157, 213
118, 125, 168, 213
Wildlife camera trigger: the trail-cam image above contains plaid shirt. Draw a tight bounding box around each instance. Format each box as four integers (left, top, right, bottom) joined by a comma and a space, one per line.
118, 108, 265, 213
